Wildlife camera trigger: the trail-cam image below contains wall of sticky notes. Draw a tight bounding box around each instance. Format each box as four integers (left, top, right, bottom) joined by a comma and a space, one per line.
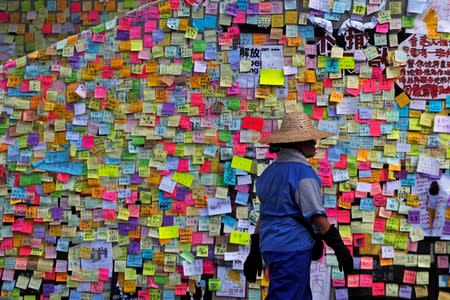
0, 0, 156, 63
1, 0, 450, 299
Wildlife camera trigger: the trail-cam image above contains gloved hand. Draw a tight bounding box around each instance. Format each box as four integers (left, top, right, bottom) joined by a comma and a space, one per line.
243, 234, 263, 282
322, 225, 353, 274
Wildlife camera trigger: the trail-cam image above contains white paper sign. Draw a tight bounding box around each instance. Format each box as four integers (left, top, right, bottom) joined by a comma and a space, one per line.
182, 259, 203, 276
434, 115, 450, 133
207, 197, 232, 216
416, 155, 440, 176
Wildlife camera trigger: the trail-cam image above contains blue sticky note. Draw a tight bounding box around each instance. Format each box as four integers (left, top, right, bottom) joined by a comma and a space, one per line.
32, 160, 84, 176
163, 290, 175, 300
429, 100, 443, 112
326, 58, 339, 72
324, 195, 337, 208
360, 198, 375, 211
299, 25, 315, 40
222, 215, 238, 228
45, 150, 70, 163
204, 15, 217, 29
235, 191, 249, 205
446, 95, 450, 108
328, 147, 340, 161
86, 40, 100, 53
192, 19, 205, 32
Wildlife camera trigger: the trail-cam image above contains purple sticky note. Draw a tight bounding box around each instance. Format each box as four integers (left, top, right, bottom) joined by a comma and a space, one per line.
130, 173, 144, 185
175, 188, 186, 200
115, 30, 130, 40
51, 207, 63, 220
247, 3, 259, 14
118, 222, 128, 236
443, 221, 450, 235
162, 103, 176, 115
399, 285, 412, 299
27, 133, 40, 146
127, 218, 138, 231
163, 215, 174, 226
407, 210, 420, 224
43, 283, 55, 296
33, 226, 45, 238
128, 240, 140, 254
335, 288, 348, 300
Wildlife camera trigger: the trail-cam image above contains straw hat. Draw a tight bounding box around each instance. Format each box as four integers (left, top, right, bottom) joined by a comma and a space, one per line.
259, 112, 335, 144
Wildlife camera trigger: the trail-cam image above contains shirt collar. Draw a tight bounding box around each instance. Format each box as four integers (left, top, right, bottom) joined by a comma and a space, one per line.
275, 148, 310, 165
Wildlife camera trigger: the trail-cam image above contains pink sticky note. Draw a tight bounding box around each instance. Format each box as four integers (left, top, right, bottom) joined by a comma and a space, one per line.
98, 268, 110, 281
82, 136, 94, 148
56, 173, 71, 183
375, 23, 389, 33
347, 274, 360, 287
359, 274, 373, 287
234, 11, 247, 23
94, 86, 107, 99
144, 20, 157, 32
372, 282, 385, 296
360, 256, 374, 270
102, 190, 118, 201
303, 90, 317, 103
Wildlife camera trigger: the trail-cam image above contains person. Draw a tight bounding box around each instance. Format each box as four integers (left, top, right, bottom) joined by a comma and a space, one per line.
243, 112, 354, 300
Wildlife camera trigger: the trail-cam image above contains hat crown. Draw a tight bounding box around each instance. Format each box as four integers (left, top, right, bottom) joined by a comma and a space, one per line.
279, 112, 313, 132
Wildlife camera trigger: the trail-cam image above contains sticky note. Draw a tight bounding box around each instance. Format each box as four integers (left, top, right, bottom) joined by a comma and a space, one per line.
231, 156, 253, 172
259, 69, 285, 86
159, 226, 179, 239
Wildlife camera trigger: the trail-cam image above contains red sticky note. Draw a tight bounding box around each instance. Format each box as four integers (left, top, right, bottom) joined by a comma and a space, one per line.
242, 116, 264, 131
373, 218, 386, 232
403, 270, 417, 284
363, 79, 377, 93
102, 209, 116, 220
372, 282, 385, 296
203, 259, 216, 274
42, 23, 52, 34
380, 78, 392, 90
337, 210, 351, 223
71, 2, 81, 13
82, 136, 94, 148
56, 173, 71, 183
190, 93, 203, 105
303, 90, 317, 103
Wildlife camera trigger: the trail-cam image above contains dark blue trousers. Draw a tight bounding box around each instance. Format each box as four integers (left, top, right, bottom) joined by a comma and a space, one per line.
262, 250, 313, 300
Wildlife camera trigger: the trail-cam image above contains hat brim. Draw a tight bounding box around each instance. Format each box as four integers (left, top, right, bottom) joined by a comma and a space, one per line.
259, 129, 335, 144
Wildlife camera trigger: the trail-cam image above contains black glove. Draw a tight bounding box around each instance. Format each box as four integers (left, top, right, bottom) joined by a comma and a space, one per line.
322, 225, 353, 274
243, 234, 263, 282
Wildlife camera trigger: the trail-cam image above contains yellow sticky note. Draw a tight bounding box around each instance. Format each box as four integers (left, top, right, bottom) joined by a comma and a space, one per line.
395, 92, 410, 108
98, 165, 119, 177
131, 40, 143, 51
159, 225, 179, 239
172, 172, 194, 187
260, 69, 285, 86
230, 231, 250, 245
240, 60, 252, 72
329, 90, 344, 103
338, 57, 355, 69
231, 156, 253, 172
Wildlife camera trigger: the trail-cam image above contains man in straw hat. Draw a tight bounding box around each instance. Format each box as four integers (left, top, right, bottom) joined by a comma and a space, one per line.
244, 112, 353, 300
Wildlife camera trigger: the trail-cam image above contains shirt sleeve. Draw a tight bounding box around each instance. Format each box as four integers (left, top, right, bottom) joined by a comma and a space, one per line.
294, 178, 326, 221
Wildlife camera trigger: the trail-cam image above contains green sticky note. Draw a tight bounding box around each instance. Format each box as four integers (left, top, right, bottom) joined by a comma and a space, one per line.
182, 59, 193, 72
226, 98, 240, 110
124, 0, 137, 8
34, 0, 44, 10
402, 16, 415, 28
180, 251, 195, 263
21, 1, 32, 12
154, 276, 166, 285
92, 23, 106, 34
303, 103, 313, 115
132, 136, 145, 146
19, 174, 42, 187
193, 40, 206, 52
208, 278, 222, 291
218, 130, 232, 142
